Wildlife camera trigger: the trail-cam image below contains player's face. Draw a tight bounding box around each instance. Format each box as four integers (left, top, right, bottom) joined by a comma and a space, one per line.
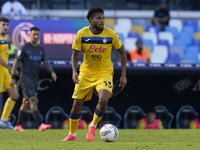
30, 30, 40, 43
146, 113, 156, 124
0, 21, 9, 35
91, 13, 105, 31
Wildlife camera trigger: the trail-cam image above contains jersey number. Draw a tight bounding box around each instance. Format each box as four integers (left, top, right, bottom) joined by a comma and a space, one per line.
104, 81, 112, 88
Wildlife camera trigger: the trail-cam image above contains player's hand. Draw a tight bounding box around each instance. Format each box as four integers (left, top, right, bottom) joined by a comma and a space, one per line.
9, 79, 16, 88
51, 72, 57, 82
72, 71, 80, 84
118, 75, 127, 90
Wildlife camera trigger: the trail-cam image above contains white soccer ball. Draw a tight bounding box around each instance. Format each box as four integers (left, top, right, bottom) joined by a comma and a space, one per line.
99, 124, 119, 142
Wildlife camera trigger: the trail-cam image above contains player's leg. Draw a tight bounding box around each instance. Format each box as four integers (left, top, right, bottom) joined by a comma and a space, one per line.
29, 96, 51, 131
61, 98, 85, 141
14, 98, 29, 131
87, 89, 111, 141
0, 87, 19, 129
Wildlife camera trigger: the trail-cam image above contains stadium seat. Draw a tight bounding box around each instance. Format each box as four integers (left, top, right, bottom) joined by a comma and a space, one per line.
176, 105, 198, 129
124, 37, 137, 51
104, 18, 115, 29
131, 25, 144, 37
114, 25, 129, 38
80, 106, 93, 124
128, 32, 141, 39
169, 19, 182, 33
192, 39, 200, 47
123, 106, 146, 129
143, 46, 151, 60
10, 114, 16, 126
157, 40, 170, 51
181, 26, 195, 39
102, 106, 122, 128
186, 46, 199, 54
170, 46, 184, 58
183, 20, 197, 30
178, 0, 191, 5
153, 45, 169, 61
154, 106, 174, 129
194, 33, 200, 40
45, 106, 69, 129
165, 26, 179, 39
118, 33, 124, 44
166, 53, 181, 63
116, 18, 132, 32
178, 32, 192, 45
143, 32, 158, 45
146, 25, 160, 35
173, 39, 187, 52
150, 53, 166, 63
142, 39, 154, 51
21, 109, 44, 129
158, 32, 174, 45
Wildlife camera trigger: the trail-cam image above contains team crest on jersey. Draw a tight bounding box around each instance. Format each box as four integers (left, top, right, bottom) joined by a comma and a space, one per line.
103, 38, 107, 44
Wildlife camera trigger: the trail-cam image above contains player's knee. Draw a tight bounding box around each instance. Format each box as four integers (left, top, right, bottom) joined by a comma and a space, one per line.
98, 98, 108, 106
10, 92, 19, 100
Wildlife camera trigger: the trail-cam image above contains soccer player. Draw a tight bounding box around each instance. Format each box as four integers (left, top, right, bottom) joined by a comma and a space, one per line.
0, 17, 19, 130
189, 110, 200, 129
61, 7, 127, 141
136, 108, 163, 129
9, 27, 57, 131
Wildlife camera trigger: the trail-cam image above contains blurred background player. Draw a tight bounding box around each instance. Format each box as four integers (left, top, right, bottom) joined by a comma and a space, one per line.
136, 107, 163, 129
61, 7, 127, 141
152, 0, 170, 31
128, 39, 148, 63
189, 110, 200, 129
0, 17, 19, 130
9, 27, 57, 131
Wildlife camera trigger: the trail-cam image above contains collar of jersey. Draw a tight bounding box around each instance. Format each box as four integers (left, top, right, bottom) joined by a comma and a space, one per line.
0, 33, 6, 37
89, 26, 103, 35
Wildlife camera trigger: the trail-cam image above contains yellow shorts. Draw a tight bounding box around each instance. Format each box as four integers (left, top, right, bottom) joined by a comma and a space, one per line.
0, 71, 12, 93
72, 72, 113, 101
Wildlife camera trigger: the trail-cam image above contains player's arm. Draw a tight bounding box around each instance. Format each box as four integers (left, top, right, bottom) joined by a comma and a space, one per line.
9, 58, 20, 88
118, 46, 127, 90
0, 56, 12, 72
189, 121, 196, 129
136, 119, 145, 129
43, 60, 57, 82
71, 51, 80, 84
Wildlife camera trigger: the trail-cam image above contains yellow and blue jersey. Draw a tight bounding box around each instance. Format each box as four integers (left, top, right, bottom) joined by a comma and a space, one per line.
0, 34, 9, 74
72, 26, 123, 75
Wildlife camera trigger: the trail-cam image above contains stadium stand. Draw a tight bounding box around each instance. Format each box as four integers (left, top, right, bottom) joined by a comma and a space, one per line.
102, 106, 122, 128
10, 114, 16, 126
45, 106, 69, 129
176, 105, 198, 129
80, 106, 93, 124
124, 37, 137, 51
123, 106, 146, 129
154, 105, 174, 129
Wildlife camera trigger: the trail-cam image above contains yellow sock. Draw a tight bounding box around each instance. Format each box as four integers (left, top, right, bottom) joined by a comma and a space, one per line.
92, 113, 103, 125
70, 118, 80, 134
1, 98, 16, 120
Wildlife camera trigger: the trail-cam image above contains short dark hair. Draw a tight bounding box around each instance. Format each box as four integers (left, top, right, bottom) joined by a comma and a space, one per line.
0, 17, 9, 23
86, 7, 104, 20
30, 27, 40, 32
146, 107, 156, 114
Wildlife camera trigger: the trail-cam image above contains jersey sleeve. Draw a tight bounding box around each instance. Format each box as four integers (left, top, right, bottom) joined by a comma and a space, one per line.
41, 48, 47, 61
136, 119, 145, 129
15, 46, 25, 60
158, 120, 163, 129
189, 121, 196, 129
72, 32, 81, 52
112, 33, 123, 50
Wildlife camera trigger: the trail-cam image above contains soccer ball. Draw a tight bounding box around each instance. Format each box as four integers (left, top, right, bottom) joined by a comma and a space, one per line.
100, 124, 119, 142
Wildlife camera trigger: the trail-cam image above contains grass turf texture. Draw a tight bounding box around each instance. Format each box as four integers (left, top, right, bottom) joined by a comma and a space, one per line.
1, 129, 200, 150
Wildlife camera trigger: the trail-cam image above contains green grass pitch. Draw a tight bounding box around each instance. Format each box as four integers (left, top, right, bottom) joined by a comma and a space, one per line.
1, 129, 200, 150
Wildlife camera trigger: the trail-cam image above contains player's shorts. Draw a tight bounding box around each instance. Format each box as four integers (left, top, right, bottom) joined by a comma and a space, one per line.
0, 71, 14, 93
72, 72, 113, 101
20, 80, 38, 99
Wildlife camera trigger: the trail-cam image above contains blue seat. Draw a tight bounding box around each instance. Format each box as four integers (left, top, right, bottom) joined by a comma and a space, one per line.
196, 27, 200, 32
186, 46, 199, 54
157, 40, 170, 51
167, 53, 181, 63
118, 33, 124, 45
70, 0, 85, 2
102, 106, 122, 128
21, 110, 44, 129
192, 40, 200, 47
181, 26, 195, 39
173, 39, 187, 51
178, 32, 192, 45
80, 106, 93, 124
154, 106, 174, 129
123, 106, 145, 129
146, 25, 160, 35
182, 53, 198, 63
183, 20, 197, 30
128, 32, 140, 39
45, 106, 69, 129
178, 0, 191, 5
50, 0, 67, 2
142, 39, 154, 51
170, 46, 184, 58
165, 26, 179, 39
176, 105, 198, 129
